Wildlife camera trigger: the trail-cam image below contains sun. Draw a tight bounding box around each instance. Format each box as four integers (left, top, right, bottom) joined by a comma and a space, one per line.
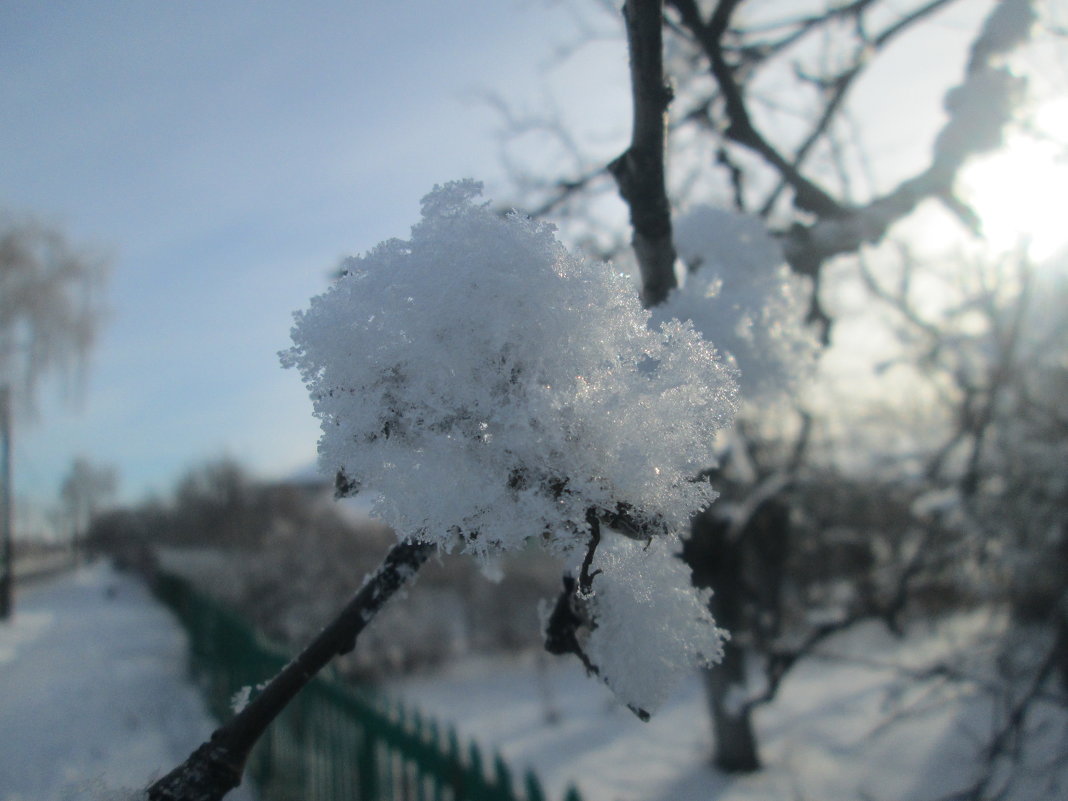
957, 98, 1068, 262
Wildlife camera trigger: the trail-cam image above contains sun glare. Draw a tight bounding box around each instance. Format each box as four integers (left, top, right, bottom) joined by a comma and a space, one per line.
958, 99, 1068, 262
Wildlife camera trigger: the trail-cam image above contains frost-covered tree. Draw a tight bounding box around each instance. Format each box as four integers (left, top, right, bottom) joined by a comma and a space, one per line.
872, 249, 1067, 623
147, 0, 1052, 794
0, 213, 107, 414
856, 245, 1068, 798
0, 211, 108, 618
495, 0, 1045, 772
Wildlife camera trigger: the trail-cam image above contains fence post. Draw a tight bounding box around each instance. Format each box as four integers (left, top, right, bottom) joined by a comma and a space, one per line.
356, 722, 378, 801
524, 771, 546, 801
493, 753, 513, 801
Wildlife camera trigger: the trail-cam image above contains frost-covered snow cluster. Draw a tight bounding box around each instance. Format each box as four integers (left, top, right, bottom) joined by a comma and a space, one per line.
283, 181, 738, 554
935, 0, 1034, 165
655, 206, 818, 402
578, 534, 727, 715
283, 180, 738, 713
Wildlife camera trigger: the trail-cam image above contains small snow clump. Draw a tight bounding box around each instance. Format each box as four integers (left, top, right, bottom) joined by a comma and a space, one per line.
230, 685, 253, 714
654, 206, 819, 402
935, 0, 1033, 164
581, 533, 725, 716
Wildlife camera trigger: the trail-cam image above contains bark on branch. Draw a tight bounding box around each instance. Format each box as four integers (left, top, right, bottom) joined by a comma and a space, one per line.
147, 538, 435, 801
609, 0, 678, 308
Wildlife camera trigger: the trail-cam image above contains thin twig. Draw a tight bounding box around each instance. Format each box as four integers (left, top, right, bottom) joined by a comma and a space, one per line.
580, 509, 604, 595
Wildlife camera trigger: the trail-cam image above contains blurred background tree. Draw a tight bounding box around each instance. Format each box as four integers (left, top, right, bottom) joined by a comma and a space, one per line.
0, 211, 109, 617
492, 0, 1065, 775
59, 456, 117, 564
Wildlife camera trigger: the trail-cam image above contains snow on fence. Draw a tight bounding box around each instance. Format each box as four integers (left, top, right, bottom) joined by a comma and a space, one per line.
152, 570, 583, 801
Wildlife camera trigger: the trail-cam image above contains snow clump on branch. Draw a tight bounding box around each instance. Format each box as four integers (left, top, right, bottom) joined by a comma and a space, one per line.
283, 180, 737, 555
655, 206, 819, 403
580, 533, 729, 715
282, 180, 738, 714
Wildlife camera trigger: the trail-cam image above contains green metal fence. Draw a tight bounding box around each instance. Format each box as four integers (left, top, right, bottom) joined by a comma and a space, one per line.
153, 571, 583, 801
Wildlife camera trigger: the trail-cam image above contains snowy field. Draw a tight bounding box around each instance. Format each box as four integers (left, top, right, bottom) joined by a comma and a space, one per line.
389, 617, 1067, 801
0, 563, 256, 801
2, 563, 1064, 801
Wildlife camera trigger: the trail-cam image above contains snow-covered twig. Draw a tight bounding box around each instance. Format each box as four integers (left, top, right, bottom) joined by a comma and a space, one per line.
146, 538, 434, 801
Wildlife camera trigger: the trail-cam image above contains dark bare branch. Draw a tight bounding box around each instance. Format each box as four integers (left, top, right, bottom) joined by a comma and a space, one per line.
758, 0, 959, 215
668, 0, 844, 217
609, 0, 679, 307
147, 538, 434, 801
780, 0, 1032, 279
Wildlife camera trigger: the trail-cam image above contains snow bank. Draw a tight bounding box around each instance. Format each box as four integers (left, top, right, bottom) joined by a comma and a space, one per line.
0, 563, 257, 801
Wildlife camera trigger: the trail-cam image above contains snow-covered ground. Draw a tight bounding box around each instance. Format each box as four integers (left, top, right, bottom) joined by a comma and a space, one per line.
389, 616, 1067, 801
0, 563, 256, 801
2, 562, 1064, 801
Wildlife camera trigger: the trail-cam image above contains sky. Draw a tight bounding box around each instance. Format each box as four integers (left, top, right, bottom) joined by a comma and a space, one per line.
1, 0, 633, 519
2, 0, 1065, 529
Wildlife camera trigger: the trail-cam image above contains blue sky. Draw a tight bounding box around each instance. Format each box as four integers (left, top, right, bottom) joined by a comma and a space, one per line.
3, 0, 1064, 525
1, 1, 630, 513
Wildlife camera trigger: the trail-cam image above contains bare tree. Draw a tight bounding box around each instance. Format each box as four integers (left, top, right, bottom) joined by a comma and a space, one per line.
59, 456, 117, 562
499, 0, 1044, 772
0, 211, 108, 618
140, 1, 1056, 796
851, 244, 1068, 799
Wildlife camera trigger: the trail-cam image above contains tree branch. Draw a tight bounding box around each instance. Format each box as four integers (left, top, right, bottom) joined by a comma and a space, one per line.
668, 0, 844, 217
609, 0, 679, 308
579, 509, 604, 595
147, 538, 435, 801
757, 0, 961, 217
780, 0, 1031, 279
